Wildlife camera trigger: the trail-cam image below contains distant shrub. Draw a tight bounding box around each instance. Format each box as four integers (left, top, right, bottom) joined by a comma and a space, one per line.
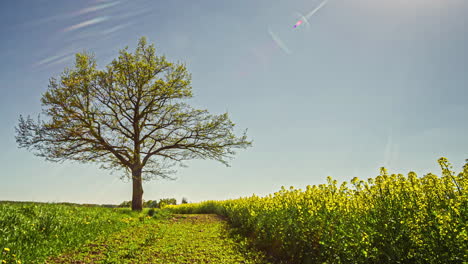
158, 198, 177, 208
118, 201, 131, 208
148, 208, 156, 217
100, 204, 118, 208
143, 200, 159, 208
119, 199, 177, 208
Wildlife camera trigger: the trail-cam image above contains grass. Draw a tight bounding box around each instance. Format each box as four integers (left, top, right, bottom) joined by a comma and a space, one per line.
45, 214, 269, 264
0, 202, 158, 264
1, 202, 269, 263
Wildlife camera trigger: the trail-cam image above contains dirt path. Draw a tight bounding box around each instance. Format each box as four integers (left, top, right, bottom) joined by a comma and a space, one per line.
46, 214, 270, 264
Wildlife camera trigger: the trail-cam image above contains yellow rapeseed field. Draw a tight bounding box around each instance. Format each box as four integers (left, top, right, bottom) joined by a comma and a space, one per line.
168, 157, 467, 263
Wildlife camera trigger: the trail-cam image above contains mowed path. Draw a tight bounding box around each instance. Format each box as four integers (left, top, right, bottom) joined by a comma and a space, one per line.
46, 214, 270, 264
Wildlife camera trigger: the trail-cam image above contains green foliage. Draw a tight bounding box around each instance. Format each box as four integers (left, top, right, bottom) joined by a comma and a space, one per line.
120, 198, 177, 209
118, 200, 131, 208
0, 202, 150, 264
181, 197, 188, 204
142, 200, 159, 208
167, 158, 468, 264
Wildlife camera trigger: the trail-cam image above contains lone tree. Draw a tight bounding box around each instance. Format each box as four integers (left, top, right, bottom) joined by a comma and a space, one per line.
16, 37, 251, 211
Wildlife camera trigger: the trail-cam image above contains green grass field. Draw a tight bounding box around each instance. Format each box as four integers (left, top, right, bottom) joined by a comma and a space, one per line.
0, 203, 268, 264
0, 202, 153, 263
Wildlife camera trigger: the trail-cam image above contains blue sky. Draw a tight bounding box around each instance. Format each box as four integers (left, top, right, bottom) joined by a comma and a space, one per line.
1, 0, 467, 204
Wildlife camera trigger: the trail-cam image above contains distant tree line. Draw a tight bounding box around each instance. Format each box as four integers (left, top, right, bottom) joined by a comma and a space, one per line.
0, 201, 120, 208
118, 198, 188, 208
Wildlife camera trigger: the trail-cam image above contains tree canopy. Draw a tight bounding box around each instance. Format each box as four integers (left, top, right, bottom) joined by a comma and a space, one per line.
16, 37, 252, 210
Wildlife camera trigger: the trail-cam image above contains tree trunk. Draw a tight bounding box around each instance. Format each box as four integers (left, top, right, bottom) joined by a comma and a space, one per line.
131, 167, 144, 211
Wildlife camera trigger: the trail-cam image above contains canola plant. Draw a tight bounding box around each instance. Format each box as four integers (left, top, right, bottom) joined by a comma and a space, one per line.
167, 157, 467, 264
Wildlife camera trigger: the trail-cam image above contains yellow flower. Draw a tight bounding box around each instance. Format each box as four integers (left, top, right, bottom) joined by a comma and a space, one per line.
3, 248, 9, 252
2, 260, 6, 263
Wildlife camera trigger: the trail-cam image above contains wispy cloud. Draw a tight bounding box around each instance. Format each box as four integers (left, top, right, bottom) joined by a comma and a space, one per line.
36, 55, 64, 67
47, 55, 75, 67
101, 22, 132, 35
34, 42, 85, 68
22, 1, 120, 28
63, 16, 110, 32
72, 1, 121, 16
34, 52, 75, 68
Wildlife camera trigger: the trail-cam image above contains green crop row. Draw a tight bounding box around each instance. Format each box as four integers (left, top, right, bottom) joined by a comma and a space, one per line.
0, 203, 157, 264
167, 158, 467, 264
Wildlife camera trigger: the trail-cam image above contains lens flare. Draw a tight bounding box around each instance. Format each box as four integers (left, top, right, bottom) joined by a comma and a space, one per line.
293, 0, 329, 29
293, 20, 303, 28
268, 28, 292, 54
